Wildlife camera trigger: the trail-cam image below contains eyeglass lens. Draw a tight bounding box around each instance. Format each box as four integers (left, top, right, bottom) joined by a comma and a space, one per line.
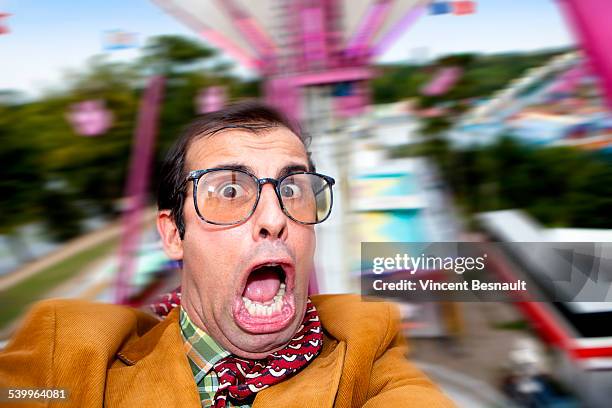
195, 170, 332, 224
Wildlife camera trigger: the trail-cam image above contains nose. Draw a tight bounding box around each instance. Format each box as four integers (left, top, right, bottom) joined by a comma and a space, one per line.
251, 183, 288, 241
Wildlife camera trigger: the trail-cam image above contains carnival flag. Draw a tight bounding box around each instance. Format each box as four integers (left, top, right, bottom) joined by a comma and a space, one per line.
452, 1, 476, 16
429, 2, 451, 15
103, 30, 138, 51
0, 13, 10, 35
67, 100, 113, 136
195, 86, 226, 114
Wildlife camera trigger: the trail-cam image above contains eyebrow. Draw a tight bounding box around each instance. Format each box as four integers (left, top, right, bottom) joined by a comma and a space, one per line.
212, 162, 309, 178
213, 163, 256, 174
278, 164, 309, 178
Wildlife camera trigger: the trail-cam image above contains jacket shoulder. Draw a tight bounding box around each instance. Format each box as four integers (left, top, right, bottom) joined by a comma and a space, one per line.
1, 298, 160, 393
7, 298, 159, 355
311, 294, 400, 355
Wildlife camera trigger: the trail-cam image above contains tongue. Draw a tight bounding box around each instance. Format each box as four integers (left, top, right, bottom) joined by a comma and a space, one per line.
244, 267, 281, 303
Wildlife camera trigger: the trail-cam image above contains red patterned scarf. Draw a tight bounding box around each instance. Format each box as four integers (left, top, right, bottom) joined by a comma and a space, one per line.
149, 288, 323, 408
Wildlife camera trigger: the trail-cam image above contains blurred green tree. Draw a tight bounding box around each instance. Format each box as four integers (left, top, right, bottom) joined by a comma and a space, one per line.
0, 35, 260, 246
140, 35, 217, 76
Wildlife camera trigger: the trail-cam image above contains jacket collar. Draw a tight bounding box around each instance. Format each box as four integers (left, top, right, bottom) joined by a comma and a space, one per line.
116, 306, 182, 365
107, 307, 202, 406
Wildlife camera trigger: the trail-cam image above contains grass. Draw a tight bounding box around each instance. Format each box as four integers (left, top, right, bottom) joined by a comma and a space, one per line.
0, 238, 118, 331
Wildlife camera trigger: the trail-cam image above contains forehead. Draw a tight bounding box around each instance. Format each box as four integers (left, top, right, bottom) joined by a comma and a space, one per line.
186, 126, 309, 172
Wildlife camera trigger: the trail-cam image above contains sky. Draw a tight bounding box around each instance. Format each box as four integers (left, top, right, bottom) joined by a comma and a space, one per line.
0, 0, 575, 97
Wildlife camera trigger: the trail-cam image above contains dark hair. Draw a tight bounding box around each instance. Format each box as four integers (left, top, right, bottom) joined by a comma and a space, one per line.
157, 100, 314, 239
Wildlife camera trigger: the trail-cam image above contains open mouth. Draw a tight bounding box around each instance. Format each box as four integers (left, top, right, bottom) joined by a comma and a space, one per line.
234, 261, 296, 333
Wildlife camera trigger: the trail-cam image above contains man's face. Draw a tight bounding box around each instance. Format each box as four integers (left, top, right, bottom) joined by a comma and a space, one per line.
171, 127, 315, 359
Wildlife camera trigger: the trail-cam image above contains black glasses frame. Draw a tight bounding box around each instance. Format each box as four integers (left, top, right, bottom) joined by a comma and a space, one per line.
185, 168, 336, 226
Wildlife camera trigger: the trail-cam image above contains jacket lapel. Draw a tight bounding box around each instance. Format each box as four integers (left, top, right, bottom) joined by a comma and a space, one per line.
253, 335, 346, 408
105, 306, 346, 408
105, 308, 202, 407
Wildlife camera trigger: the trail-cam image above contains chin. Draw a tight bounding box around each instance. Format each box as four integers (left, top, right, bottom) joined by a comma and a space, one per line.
226, 295, 307, 358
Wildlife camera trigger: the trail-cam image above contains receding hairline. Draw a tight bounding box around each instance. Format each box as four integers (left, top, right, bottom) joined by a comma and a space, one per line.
183, 123, 311, 173
191, 122, 289, 142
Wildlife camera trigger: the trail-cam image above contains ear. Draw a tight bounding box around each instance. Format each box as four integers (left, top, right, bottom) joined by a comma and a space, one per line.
157, 210, 184, 260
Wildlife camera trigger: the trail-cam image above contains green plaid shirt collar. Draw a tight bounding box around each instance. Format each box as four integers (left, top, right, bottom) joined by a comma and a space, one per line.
179, 307, 250, 408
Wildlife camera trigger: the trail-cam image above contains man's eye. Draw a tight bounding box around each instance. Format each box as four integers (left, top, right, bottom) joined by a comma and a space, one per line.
280, 184, 302, 198
218, 184, 245, 199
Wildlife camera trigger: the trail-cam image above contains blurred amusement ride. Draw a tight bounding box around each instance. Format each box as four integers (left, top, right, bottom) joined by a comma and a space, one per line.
1, 1, 612, 407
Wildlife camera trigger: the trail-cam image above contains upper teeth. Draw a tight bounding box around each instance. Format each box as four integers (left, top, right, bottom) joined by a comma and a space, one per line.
243, 283, 286, 317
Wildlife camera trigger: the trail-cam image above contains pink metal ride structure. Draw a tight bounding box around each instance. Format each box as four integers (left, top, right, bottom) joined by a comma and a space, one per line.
114, 0, 430, 303
152, 0, 430, 122
114, 0, 612, 303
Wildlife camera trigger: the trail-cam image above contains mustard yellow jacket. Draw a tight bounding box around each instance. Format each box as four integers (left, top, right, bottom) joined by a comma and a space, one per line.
0, 294, 455, 407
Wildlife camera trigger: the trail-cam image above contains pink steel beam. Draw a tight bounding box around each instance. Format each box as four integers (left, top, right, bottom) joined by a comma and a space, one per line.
557, 0, 612, 111
150, 0, 263, 71
265, 77, 302, 124
293, 67, 373, 86
300, 6, 328, 70
371, 3, 426, 57
284, 0, 306, 73
115, 76, 165, 304
344, 0, 394, 59
284, 0, 345, 72
214, 0, 277, 59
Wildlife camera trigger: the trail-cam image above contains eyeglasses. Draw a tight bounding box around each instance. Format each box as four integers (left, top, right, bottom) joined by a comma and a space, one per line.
185, 168, 335, 225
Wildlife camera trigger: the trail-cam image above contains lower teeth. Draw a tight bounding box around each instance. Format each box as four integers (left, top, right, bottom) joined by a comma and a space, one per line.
242, 284, 285, 316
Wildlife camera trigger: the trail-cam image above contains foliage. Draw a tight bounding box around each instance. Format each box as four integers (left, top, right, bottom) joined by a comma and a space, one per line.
393, 136, 612, 228
384, 47, 611, 229
373, 49, 570, 134
0, 41, 601, 245
0, 35, 260, 243
0, 105, 44, 234
140, 35, 217, 76
373, 50, 567, 105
